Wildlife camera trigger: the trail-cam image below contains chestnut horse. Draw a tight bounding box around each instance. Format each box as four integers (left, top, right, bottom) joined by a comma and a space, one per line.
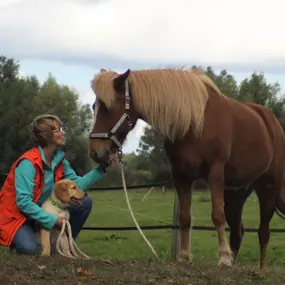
88, 68, 285, 270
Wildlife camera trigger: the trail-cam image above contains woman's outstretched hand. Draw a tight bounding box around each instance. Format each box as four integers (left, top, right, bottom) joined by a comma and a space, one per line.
98, 153, 117, 171
109, 153, 116, 165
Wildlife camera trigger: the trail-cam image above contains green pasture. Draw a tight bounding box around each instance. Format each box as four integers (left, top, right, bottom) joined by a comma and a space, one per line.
76, 188, 285, 266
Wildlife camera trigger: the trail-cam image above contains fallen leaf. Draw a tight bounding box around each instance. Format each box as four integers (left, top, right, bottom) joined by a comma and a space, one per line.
103, 259, 113, 265
75, 267, 92, 276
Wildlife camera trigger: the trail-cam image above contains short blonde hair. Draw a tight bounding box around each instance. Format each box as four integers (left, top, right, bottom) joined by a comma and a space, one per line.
28, 114, 62, 147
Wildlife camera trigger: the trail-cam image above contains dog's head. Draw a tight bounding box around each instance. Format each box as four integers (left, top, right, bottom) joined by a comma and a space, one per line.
53, 179, 86, 205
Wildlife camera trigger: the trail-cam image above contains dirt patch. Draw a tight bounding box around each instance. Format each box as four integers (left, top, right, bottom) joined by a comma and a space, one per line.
0, 252, 284, 285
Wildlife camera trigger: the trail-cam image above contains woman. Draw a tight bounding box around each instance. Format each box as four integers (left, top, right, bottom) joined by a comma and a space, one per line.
0, 114, 113, 254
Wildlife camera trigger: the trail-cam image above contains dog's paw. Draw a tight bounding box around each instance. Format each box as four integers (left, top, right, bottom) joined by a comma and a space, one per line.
41, 250, 51, 257
62, 251, 73, 258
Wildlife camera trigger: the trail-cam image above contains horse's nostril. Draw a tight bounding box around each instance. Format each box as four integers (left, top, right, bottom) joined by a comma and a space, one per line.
89, 150, 98, 161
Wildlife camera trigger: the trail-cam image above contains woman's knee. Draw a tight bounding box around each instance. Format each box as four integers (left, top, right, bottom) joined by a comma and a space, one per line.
11, 223, 39, 255
11, 239, 38, 255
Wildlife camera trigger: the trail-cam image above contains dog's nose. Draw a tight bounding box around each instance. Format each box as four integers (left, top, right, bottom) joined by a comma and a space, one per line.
84, 192, 87, 197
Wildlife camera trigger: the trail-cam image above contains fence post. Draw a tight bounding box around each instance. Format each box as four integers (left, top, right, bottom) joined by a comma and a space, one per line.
171, 192, 180, 260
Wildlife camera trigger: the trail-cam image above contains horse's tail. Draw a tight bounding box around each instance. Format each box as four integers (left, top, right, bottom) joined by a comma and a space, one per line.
275, 207, 285, 219
276, 181, 285, 219
276, 135, 285, 219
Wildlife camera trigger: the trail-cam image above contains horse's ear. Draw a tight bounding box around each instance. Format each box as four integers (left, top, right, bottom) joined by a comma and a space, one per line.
100, 68, 107, 73
113, 69, 130, 92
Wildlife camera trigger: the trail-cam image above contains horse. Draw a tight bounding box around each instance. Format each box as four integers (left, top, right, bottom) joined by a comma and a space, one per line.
87, 67, 285, 271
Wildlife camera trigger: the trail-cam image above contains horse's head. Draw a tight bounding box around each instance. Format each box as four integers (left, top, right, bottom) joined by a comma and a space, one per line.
88, 68, 139, 164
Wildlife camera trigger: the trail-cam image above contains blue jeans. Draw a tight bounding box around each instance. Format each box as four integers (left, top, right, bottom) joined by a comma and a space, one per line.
10, 195, 93, 255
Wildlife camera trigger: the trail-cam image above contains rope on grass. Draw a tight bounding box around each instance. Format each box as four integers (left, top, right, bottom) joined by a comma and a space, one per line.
142, 187, 155, 202
119, 161, 158, 259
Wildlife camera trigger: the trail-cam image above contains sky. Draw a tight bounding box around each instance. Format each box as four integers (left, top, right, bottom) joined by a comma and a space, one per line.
0, 0, 284, 153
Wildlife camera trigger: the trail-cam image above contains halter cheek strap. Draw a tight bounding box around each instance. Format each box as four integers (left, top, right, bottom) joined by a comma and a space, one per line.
89, 80, 132, 151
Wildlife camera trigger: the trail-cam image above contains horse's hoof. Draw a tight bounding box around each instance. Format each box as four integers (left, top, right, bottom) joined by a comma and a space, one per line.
218, 252, 234, 267
177, 253, 192, 264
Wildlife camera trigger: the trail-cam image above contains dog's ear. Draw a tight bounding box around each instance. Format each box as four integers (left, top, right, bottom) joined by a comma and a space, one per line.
54, 183, 71, 203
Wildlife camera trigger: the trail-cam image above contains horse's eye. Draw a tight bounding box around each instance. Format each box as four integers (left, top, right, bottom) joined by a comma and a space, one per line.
101, 102, 109, 112
92, 99, 109, 113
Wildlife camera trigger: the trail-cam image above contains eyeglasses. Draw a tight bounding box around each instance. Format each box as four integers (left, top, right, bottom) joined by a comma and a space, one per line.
53, 127, 64, 133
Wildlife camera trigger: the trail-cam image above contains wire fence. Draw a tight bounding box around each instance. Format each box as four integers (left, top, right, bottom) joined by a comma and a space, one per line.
88, 182, 168, 191
81, 225, 285, 233
81, 183, 285, 234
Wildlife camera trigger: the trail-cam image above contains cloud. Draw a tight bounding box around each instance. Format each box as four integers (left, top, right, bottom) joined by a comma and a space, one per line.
0, 0, 22, 7
0, 0, 284, 73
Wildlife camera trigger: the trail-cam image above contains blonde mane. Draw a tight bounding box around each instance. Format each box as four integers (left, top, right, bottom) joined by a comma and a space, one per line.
91, 68, 225, 142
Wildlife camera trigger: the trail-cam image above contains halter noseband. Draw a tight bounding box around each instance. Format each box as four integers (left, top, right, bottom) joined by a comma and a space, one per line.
89, 80, 132, 156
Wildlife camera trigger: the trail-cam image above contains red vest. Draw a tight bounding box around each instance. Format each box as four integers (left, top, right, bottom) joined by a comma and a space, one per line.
0, 147, 64, 246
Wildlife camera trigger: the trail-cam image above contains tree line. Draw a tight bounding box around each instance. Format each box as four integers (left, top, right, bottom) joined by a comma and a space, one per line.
1, 56, 284, 189
0, 56, 93, 183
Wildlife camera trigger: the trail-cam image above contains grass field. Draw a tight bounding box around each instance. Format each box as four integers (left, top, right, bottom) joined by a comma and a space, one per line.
2, 188, 285, 284
76, 188, 285, 265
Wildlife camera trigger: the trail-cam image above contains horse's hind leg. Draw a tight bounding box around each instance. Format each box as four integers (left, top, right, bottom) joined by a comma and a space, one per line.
171, 168, 193, 263
209, 162, 234, 266
224, 189, 252, 264
255, 185, 277, 271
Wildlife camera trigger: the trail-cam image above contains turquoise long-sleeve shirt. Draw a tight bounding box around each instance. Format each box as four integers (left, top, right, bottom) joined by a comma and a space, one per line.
15, 146, 105, 229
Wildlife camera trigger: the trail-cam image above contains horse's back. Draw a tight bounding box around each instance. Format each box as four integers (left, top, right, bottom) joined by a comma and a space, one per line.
245, 103, 280, 144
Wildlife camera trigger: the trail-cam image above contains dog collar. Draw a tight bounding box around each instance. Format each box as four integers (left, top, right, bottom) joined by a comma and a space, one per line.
48, 196, 64, 210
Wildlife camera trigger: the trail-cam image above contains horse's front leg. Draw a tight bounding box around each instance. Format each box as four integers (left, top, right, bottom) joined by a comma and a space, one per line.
209, 162, 234, 266
171, 168, 193, 263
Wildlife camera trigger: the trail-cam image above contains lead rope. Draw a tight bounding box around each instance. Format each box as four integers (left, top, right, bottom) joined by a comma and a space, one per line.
118, 150, 158, 259
55, 219, 91, 260
55, 150, 158, 260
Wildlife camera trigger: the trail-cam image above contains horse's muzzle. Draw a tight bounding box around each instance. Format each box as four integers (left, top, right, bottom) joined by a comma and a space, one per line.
89, 148, 110, 164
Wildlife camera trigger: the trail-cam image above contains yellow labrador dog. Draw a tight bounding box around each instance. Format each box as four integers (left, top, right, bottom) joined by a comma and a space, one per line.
40, 179, 86, 257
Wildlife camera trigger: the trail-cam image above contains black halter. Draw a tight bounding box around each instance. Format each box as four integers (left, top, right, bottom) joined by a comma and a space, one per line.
89, 80, 133, 158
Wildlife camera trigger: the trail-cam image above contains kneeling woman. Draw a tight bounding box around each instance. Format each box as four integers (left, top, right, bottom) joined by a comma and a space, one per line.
0, 114, 113, 254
